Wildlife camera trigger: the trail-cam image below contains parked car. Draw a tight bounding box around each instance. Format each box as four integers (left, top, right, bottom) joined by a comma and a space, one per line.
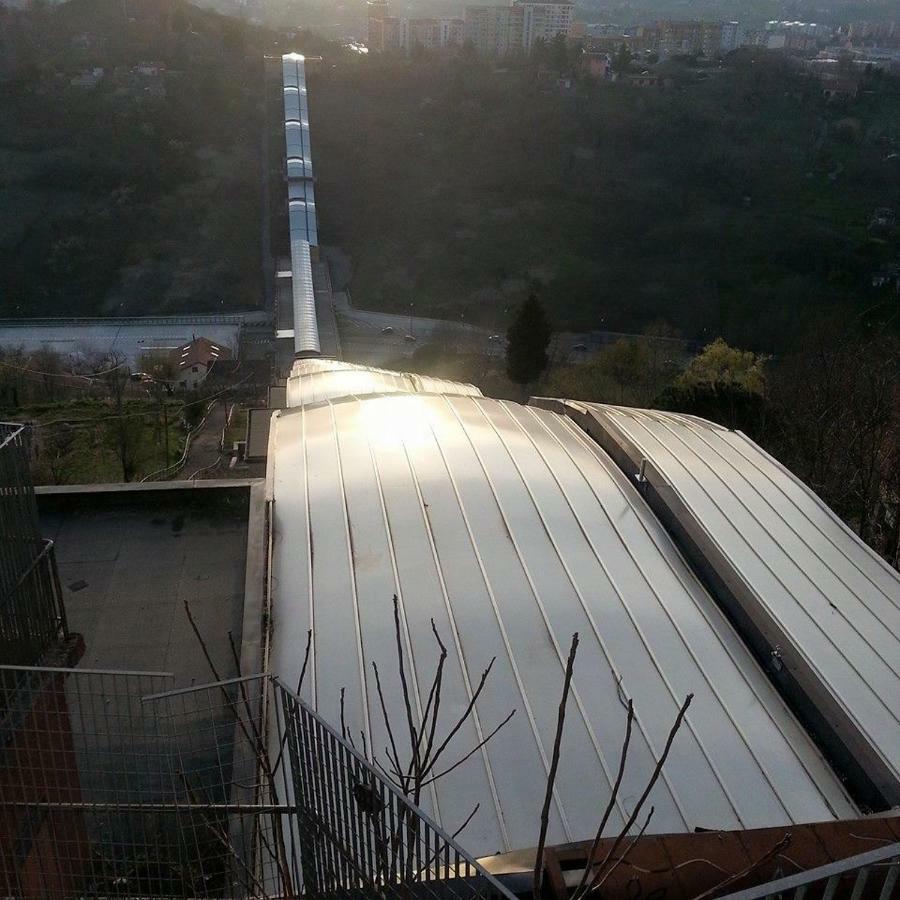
381, 326, 394, 335
404, 334, 417, 343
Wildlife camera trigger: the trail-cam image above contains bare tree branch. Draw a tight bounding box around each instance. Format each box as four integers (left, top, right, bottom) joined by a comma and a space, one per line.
588, 805, 655, 895
533, 632, 579, 900
572, 698, 634, 899
689, 834, 792, 900
581, 693, 693, 898
420, 709, 516, 787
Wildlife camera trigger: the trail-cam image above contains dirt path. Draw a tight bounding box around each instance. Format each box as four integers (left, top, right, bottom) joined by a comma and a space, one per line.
183, 401, 226, 478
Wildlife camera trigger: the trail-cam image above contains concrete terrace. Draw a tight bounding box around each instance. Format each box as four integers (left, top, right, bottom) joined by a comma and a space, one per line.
36, 480, 265, 686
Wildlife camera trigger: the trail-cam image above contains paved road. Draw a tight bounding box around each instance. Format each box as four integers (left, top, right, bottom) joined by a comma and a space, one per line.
335, 292, 500, 365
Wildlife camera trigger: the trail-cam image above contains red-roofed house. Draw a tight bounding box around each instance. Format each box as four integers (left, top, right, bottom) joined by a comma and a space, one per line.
168, 336, 232, 391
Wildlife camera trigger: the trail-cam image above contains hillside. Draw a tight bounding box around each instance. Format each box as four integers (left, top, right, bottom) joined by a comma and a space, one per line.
311, 49, 900, 352
0, 0, 273, 317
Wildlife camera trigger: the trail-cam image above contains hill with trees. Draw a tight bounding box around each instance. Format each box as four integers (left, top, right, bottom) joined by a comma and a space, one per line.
311, 47, 899, 354
0, 0, 277, 317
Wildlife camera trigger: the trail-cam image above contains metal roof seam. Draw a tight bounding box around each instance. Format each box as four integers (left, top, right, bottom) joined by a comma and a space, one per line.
558, 404, 860, 818
474, 398, 645, 831
591, 405, 900, 787
423, 405, 520, 850
492, 400, 746, 828
606, 410, 900, 738
441, 395, 576, 843
302, 402, 317, 708
674, 417, 900, 647
358, 398, 444, 824
395, 412, 503, 834
728, 430, 900, 608
329, 401, 376, 759
539, 406, 844, 822
646, 413, 900, 677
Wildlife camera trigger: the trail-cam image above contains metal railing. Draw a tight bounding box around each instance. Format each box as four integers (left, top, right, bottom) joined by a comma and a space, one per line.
0, 668, 515, 900
0, 541, 68, 667
720, 841, 900, 899
1, 423, 67, 666
274, 679, 516, 900
0, 424, 42, 597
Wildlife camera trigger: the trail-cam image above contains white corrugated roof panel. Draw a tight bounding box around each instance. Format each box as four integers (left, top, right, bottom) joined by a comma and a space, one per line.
411, 372, 482, 397
543, 401, 900, 807
286, 368, 413, 406
267, 394, 855, 857
286, 360, 484, 407
289, 239, 319, 356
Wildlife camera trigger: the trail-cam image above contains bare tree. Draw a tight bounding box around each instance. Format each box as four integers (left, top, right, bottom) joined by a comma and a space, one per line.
359, 595, 516, 814
531, 632, 694, 900
99, 352, 145, 481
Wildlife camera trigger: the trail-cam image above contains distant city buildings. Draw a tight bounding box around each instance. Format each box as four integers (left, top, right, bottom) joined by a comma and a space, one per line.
367, 0, 464, 53
519, 2, 574, 51
365, 0, 899, 76
462, 5, 523, 55
367, 0, 573, 56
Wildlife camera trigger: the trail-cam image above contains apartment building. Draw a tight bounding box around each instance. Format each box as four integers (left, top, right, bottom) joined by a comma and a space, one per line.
464, 5, 524, 55
657, 19, 725, 58
519, 1, 574, 51
464, 0, 573, 56
368, 0, 464, 52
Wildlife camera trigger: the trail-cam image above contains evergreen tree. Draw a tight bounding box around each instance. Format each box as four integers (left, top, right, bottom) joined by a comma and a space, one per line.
506, 294, 553, 385
612, 42, 632, 74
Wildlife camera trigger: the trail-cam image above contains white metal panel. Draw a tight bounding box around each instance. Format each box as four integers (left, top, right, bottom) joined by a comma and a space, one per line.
576, 403, 900, 795
286, 368, 414, 406
267, 394, 856, 858
411, 373, 482, 397
289, 239, 319, 356
286, 359, 485, 407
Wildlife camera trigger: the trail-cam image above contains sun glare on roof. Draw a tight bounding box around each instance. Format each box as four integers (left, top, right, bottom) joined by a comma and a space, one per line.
360, 393, 435, 450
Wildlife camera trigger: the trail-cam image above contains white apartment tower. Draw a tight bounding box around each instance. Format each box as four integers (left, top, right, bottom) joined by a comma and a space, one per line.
517, 0, 574, 51
465, 0, 573, 55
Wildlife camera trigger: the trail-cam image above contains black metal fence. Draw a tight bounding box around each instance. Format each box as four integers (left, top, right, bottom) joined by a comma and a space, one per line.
0, 423, 67, 666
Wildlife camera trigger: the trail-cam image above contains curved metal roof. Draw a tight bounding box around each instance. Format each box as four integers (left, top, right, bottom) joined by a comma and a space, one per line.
286, 359, 483, 407
286, 366, 412, 406
282, 53, 319, 356
266, 393, 855, 857
553, 402, 900, 805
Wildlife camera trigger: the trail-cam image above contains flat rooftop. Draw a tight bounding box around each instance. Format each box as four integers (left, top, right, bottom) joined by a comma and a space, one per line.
36, 480, 265, 686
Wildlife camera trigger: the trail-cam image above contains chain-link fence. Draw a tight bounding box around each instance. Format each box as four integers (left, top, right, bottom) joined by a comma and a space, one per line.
0, 667, 515, 900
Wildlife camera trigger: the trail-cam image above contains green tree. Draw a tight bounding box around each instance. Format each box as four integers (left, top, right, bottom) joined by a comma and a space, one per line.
657, 338, 769, 434
612, 43, 632, 74
676, 337, 767, 395
506, 294, 552, 385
